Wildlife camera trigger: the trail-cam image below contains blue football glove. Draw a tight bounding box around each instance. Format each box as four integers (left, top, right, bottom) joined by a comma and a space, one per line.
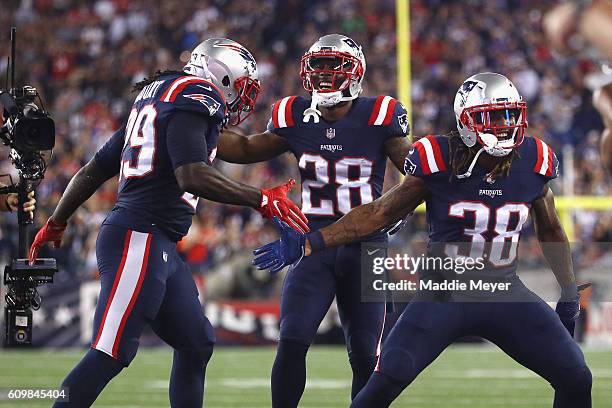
555, 282, 591, 337
253, 217, 306, 275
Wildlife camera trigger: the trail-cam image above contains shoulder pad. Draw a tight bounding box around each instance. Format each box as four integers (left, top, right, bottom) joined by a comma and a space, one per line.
530, 136, 559, 179
270, 96, 299, 129
368, 96, 399, 126
160, 76, 227, 120
405, 134, 447, 175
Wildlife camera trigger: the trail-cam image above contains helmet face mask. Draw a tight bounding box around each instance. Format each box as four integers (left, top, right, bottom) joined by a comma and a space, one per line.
299, 34, 366, 107
459, 102, 527, 155
227, 75, 261, 125
454, 72, 528, 157
301, 51, 364, 95
184, 38, 261, 125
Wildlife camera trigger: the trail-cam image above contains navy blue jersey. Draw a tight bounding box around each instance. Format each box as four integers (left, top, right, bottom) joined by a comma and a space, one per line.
404, 134, 559, 275
94, 73, 227, 241
267, 95, 409, 232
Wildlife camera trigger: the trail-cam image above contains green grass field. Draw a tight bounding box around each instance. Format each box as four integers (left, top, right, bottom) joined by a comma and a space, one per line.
0, 345, 610, 407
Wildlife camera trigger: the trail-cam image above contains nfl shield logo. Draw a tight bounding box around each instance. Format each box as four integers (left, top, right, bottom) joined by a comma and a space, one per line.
326, 128, 336, 139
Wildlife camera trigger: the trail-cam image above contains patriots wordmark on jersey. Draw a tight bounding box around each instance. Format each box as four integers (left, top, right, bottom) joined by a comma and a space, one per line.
95, 73, 227, 241
267, 95, 408, 231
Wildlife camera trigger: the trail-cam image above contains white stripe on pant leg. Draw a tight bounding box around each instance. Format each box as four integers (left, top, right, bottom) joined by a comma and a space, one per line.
277, 96, 291, 128
374, 96, 392, 125
420, 137, 440, 173
376, 302, 387, 357
539, 141, 550, 175
374, 302, 387, 372
94, 231, 150, 357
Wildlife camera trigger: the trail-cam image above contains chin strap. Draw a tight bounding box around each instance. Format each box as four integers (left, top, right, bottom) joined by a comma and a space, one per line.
303, 91, 347, 123
456, 147, 486, 179
303, 95, 322, 123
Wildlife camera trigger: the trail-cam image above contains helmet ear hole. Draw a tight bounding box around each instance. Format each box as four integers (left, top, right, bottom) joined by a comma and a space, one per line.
222, 76, 230, 87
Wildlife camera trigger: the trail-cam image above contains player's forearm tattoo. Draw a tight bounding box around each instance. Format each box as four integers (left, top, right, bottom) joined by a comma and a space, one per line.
320, 176, 427, 248
53, 159, 113, 223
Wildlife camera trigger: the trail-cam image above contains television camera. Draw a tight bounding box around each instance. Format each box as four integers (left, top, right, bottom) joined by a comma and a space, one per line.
1, 27, 57, 346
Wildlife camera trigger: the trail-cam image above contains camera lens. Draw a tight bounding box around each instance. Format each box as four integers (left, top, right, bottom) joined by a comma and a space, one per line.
15, 330, 27, 343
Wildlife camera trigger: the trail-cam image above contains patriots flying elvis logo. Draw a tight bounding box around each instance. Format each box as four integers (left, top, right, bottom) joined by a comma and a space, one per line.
458, 80, 479, 107
397, 113, 409, 134
183, 94, 221, 116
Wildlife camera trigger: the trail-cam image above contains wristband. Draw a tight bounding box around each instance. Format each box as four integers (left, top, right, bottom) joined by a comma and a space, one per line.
306, 230, 325, 253
560, 285, 578, 301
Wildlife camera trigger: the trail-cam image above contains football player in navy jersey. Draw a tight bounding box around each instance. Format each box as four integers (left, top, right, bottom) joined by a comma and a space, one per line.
217, 34, 411, 406
28, 38, 307, 408
254, 73, 592, 407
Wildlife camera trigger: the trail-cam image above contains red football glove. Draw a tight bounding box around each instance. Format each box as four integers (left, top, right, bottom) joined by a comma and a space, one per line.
29, 218, 67, 265
259, 179, 309, 233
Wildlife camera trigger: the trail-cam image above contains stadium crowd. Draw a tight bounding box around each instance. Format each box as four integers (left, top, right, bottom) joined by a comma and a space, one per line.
0, 0, 609, 298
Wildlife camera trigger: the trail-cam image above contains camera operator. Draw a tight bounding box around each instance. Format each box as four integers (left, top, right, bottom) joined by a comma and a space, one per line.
0, 111, 36, 216
0, 187, 35, 215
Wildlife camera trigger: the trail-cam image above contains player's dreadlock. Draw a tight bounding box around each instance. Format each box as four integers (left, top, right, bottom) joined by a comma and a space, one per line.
133, 69, 186, 92
446, 131, 519, 181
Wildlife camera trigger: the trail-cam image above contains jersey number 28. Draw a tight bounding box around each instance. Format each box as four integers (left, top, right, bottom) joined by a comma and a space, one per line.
299, 153, 373, 216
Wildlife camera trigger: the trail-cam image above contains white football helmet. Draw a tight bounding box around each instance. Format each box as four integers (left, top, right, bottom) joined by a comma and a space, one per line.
453, 72, 527, 157
300, 34, 366, 107
184, 38, 261, 125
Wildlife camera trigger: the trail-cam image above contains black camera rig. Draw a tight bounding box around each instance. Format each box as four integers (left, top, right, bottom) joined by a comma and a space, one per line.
1, 27, 57, 346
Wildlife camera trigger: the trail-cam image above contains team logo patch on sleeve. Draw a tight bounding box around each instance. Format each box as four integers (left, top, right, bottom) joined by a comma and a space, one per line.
182, 94, 221, 116
398, 113, 409, 134
404, 155, 417, 175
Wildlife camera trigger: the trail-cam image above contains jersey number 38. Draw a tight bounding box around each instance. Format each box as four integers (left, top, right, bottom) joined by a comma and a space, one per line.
445, 201, 530, 267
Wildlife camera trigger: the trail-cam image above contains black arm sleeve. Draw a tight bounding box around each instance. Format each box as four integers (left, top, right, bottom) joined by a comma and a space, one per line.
166, 111, 211, 170
94, 127, 126, 177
